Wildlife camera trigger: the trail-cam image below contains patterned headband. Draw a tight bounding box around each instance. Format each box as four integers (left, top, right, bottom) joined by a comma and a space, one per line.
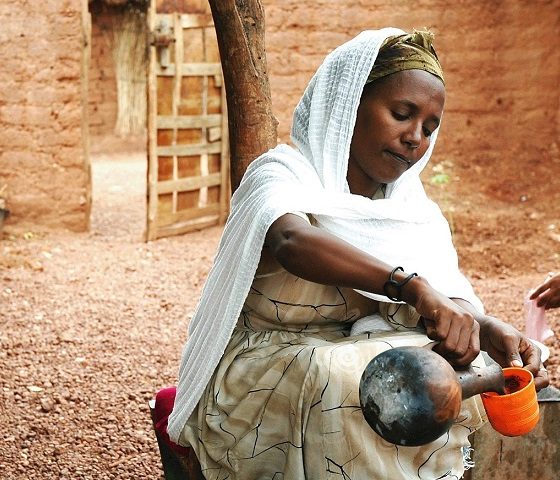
366, 30, 444, 85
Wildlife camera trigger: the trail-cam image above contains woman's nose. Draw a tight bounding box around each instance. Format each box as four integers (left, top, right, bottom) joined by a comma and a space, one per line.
402, 124, 422, 149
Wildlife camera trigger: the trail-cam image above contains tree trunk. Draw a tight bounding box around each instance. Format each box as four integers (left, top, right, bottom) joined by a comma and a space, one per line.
208, 0, 278, 192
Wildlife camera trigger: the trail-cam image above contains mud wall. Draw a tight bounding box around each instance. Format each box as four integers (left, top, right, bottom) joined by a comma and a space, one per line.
264, 0, 559, 193
4, 0, 556, 231
88, 4, 118, 137
88, 0, 558, 181
0, 0, 90, 232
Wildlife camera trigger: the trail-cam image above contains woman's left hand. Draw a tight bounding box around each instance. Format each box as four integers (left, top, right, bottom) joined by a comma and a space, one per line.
478, 315, 549, 391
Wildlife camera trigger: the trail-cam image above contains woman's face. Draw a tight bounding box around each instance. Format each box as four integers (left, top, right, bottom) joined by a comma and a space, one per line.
347, 69, 445, 197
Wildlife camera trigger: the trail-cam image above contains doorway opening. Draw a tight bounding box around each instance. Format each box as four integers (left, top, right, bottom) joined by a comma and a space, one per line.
87, 0, 148, 240
87, 0, 229, 242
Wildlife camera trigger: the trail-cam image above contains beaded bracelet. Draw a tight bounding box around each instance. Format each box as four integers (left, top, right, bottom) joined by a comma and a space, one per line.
383, 266, 418, 301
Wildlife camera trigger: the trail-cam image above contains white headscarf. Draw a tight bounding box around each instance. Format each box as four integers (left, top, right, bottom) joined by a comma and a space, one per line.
167, 28, 482, 442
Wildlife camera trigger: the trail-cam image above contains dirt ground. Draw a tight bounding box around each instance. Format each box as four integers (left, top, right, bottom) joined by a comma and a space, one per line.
1, 147, 559, 479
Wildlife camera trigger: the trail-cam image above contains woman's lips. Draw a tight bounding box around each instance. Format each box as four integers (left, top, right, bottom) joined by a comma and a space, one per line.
386, 150, 412, 168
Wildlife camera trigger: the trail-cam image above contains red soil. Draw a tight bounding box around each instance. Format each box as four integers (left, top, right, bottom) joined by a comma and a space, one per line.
0, 145, 558, 477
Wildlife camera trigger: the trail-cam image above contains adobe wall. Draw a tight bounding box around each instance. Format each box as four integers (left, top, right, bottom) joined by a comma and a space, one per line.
88, 0, 558, 184
6, 0, 554, 231
0, 0, 90, 232
264, 0, 559, 186
88, 3, 118, 138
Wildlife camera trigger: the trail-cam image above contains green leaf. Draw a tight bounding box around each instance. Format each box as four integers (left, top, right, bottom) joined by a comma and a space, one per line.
430, 173, 450, 185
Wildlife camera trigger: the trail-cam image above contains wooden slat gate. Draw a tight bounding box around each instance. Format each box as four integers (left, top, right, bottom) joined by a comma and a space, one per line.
146, 6, 229, 241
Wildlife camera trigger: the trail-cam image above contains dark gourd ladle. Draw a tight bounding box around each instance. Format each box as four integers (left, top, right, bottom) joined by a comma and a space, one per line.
359, 346, 505, 446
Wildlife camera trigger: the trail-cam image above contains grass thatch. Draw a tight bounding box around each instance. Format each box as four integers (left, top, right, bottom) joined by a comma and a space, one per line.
111, 3, 148, 136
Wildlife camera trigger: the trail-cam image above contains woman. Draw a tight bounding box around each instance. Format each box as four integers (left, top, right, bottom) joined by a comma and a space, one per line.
167, 28, 548, 479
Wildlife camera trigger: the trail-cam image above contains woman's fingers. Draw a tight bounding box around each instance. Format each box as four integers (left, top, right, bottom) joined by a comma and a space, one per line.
498, 334, 550, 389
535, 290, 551, 308
424, 306, 477, 364
446, 312, 473, 350
530, 273, 560, 309
439, 321, 480, 366
529, 282, 549, 300
439, 319, 461, 353
422, 310, 450, 342
518, 339, 542, 373
458, 321, 480, 365
534, 366, 550, 391
516, 340, 550, 391
538, 290, 560, 309
497, 333, 525, 368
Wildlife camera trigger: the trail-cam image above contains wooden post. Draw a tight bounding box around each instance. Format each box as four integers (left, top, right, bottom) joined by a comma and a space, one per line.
208, 0, 278, 192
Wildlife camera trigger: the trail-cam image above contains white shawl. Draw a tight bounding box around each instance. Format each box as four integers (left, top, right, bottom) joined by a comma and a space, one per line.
167, 28, 482, 442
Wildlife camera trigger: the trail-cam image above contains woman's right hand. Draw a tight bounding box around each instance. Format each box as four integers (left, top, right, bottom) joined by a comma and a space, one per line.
403, 278, 480, 366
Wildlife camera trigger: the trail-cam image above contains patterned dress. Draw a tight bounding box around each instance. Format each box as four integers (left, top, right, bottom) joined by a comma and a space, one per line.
179, 235, 487, 480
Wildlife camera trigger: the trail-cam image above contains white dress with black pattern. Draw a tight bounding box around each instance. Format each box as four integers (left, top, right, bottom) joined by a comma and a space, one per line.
178, 247, 487, 480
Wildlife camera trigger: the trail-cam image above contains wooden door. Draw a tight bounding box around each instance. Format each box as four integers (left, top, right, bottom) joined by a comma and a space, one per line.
146, 3, 229, 241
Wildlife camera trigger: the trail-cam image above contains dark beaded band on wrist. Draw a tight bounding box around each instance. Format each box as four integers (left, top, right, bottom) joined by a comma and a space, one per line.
383, 266, 418, 301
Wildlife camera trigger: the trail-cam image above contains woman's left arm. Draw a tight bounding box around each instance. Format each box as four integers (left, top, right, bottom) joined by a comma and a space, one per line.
451, 298, 549, 390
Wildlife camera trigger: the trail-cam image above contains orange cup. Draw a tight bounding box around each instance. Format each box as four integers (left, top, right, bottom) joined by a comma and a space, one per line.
481, 367, 539, 436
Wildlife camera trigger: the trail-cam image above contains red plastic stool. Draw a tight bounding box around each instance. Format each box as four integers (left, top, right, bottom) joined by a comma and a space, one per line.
149, 387, 203, 480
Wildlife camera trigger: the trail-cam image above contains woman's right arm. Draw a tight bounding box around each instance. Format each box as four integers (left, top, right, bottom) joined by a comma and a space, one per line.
265, 213, 480, 366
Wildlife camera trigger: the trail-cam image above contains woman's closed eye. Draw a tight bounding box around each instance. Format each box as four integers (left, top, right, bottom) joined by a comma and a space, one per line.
392, 111, 409, 121
393, 112, 434, 137
422, 127, 434, 137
